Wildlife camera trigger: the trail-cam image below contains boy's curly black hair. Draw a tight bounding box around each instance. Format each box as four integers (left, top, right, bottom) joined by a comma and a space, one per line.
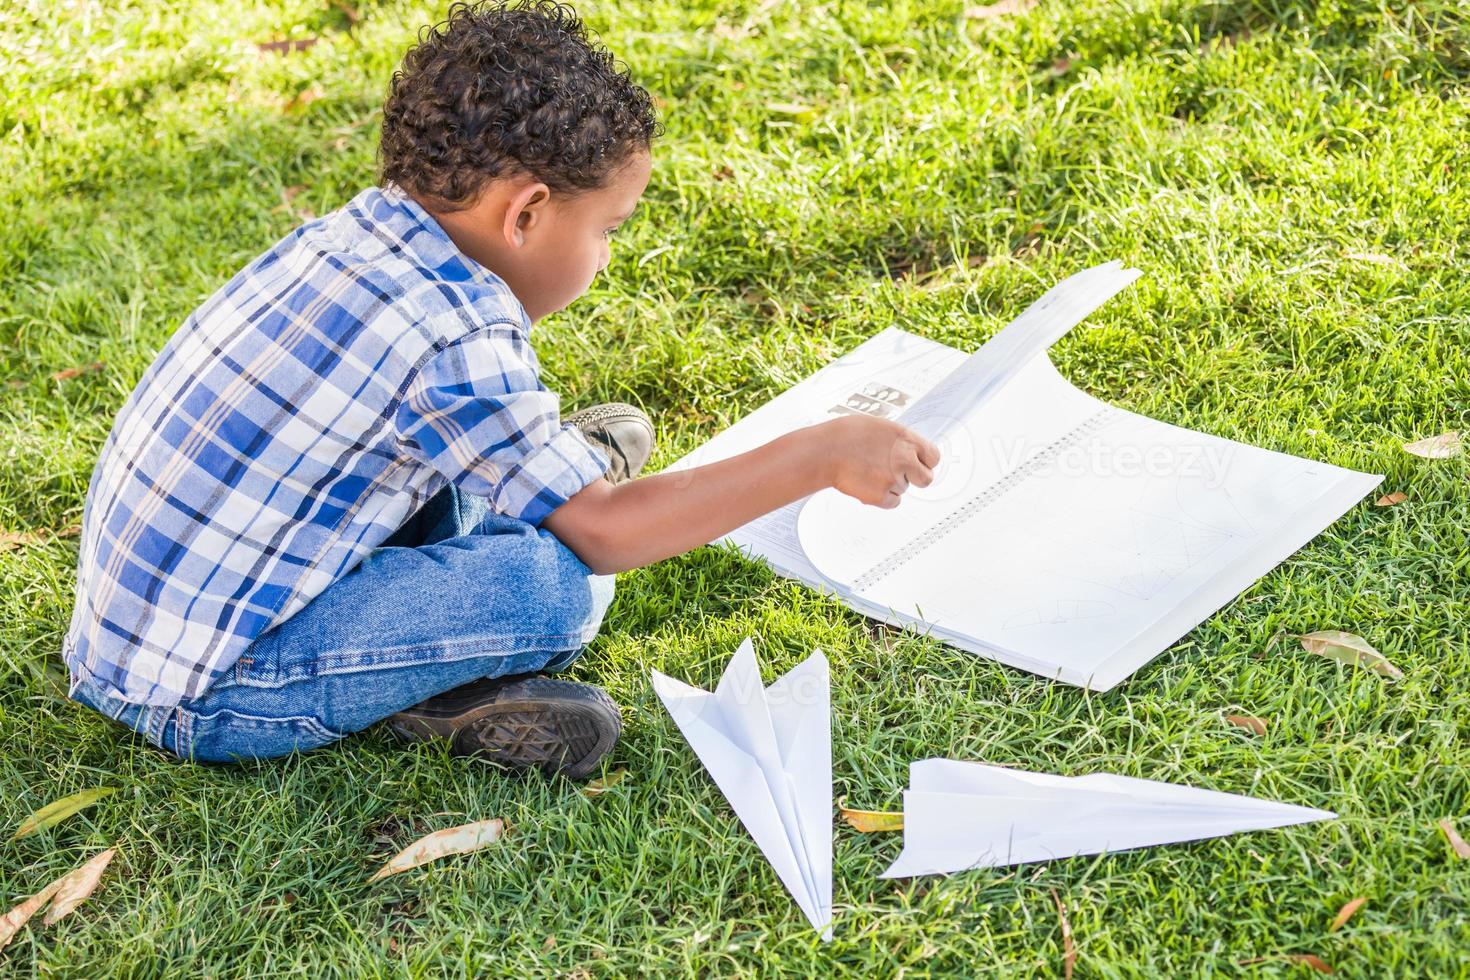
380, 1, 659, 210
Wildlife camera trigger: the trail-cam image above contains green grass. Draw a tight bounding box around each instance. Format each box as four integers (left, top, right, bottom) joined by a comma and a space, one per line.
3, 0, 1469, 974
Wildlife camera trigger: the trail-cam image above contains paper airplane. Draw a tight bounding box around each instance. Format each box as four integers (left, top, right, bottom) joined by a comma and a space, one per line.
652, 639, 833, 939
882, 759, 1335, 878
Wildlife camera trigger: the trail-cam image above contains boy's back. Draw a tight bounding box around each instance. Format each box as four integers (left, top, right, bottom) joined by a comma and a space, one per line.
67, 184, 607, 706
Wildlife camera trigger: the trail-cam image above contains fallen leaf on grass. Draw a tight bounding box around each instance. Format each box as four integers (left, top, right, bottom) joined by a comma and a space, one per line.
965, 0, 1035, 18
1329, 896, 1366, 932
764, 101, 820, 123
1225, 714, 1268, 736
369, 818, 505, 882
255, 37, 318, 56
1437, 818, 1470, 859
1344, 251, 1406, 270
1240, 954, 1333, 973
1299, 631, 1402, 680
1374, 491, 1408, 507
0, 531, 45, 552
1402, 431, 1460, 459
838, 804, 904, 832
0, 878, 65, 952
13, 787, 117, 840
581, 769, 628, 797
1288, 954, 1333, 974
0, 526, 83, 553
1051, 889, 1075, 980
42, 848, 116, 926
283, 85, 325, 113
50, 361, 104, 381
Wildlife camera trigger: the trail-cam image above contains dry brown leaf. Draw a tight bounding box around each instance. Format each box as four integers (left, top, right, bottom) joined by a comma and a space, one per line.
1299, 630, 1402, 680
42, 848, 116, 926
542, 935, 557, 952
255, 37, 318, 56
50, 361, 104, 381
1051, 889, 1075, 980
0, 531, 45, 552
1345, 251, 1405, 269
1225, 714, 1268, 736
581, 769, 628, 797
1329, 896, 1366, 932
1402, 431, 1461, 459
369, 818, 504, 882
1437, 818, 1470, 859
838, 805, 904, 833
0, 526, 81, 552
13, 787, 117, 840
0, 877, 66, 952
1240, 954, 1333, 973
1374, 491, 1408, 507
1287, 954, 1334, 974
965, 0, 1035, 18
284, 85, 325, 113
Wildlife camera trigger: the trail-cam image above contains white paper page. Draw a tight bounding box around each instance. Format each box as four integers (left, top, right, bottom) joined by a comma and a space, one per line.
898, 261, 1141, 440
800, 349, 1381, 687
797, 356, 1099, 591
666, 329, 967, 580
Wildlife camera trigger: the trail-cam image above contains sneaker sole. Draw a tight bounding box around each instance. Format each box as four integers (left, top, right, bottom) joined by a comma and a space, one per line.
389, 677, 621, 781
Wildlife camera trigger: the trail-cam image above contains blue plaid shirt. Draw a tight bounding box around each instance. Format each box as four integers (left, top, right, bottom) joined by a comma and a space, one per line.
64, 184, 610, 707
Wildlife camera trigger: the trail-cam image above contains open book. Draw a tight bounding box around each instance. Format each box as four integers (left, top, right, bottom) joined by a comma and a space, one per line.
671, 263, 1381, 690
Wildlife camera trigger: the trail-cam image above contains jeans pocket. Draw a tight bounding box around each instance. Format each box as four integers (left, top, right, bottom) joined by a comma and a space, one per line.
179, 707, 345, 763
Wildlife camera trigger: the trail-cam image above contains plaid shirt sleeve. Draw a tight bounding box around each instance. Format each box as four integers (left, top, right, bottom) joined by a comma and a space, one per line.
393, 321, 610, 526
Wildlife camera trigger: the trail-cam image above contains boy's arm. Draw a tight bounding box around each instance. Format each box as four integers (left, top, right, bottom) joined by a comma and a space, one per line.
543, 414, 939, 574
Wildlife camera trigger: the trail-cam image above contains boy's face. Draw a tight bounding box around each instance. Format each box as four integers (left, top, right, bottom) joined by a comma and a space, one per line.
427, 150, 652, 323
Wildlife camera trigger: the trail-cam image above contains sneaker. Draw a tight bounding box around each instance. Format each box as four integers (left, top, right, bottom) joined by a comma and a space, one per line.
564, 402, 654, 485
388, 674, 621, 780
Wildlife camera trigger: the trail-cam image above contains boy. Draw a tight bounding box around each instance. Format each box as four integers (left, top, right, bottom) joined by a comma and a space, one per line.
65, 0, 937, 778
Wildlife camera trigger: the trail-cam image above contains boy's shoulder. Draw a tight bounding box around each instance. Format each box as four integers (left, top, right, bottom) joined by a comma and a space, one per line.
259, 184, 531, 341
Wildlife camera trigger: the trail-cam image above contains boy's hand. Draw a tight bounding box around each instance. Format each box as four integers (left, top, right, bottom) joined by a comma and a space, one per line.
819, 415, 940, 509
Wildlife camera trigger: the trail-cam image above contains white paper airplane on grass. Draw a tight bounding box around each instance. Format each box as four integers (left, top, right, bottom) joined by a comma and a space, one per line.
651, 639, 833, 939
881, 758, 1336, 878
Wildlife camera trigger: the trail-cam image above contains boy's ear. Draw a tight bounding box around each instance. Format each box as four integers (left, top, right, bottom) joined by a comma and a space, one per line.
501, 181, 552, 249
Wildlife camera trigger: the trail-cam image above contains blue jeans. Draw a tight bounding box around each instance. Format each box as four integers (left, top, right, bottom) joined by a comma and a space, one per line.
69, 485, 615, 763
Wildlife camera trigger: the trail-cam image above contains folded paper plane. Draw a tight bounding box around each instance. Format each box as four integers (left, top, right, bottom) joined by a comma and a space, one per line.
652, 639, 833, 939
881, 759, 1335, 878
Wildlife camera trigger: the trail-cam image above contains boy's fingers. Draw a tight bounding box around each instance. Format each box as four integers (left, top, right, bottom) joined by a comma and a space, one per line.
915, 436, 941, 468
909, 462, 935, 489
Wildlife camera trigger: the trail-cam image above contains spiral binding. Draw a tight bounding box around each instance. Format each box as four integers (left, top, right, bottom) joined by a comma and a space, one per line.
850, 408, 1116, 592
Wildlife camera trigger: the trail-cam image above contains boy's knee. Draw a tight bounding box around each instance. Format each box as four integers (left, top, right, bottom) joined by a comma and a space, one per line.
584, 572, 615, 640
538, 571, 614, 675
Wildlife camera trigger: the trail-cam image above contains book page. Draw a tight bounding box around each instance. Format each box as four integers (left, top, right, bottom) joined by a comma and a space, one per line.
665, 328, 967, 581
800, 359, 1381, 687
898, 261, 1140, 439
